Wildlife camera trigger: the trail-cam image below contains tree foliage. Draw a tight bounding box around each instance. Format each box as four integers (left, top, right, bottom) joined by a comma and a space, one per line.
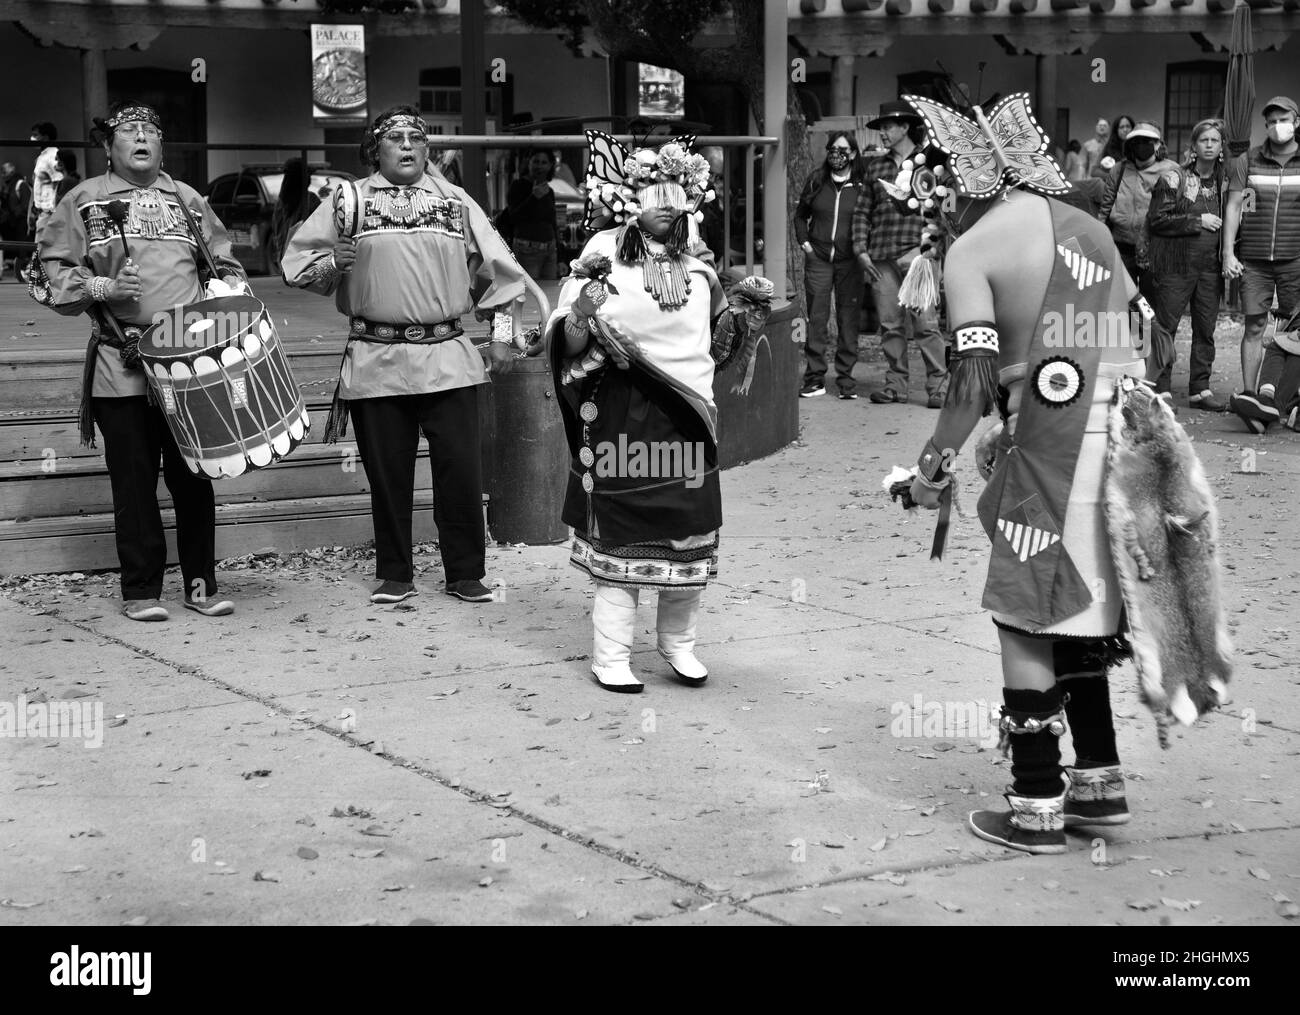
497, 0, 809, 307
498, 0, 760, 119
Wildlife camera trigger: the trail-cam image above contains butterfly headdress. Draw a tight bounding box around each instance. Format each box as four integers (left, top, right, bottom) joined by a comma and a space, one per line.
901, 92, 1069, 200
583, 129, 715, 231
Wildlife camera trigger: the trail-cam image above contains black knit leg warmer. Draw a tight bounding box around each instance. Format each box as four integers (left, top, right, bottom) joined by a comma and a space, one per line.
1002, 685, 1065, 798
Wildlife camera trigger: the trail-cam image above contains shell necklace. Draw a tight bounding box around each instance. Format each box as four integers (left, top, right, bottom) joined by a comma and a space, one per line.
371, 186, 437, 225
640, 234, 692, 310
126, 187, 181, 238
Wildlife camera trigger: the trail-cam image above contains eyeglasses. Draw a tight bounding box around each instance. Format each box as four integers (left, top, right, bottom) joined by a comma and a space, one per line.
382, 131, 429, 148
120, 123, 162, 139
829, 146, 853, 153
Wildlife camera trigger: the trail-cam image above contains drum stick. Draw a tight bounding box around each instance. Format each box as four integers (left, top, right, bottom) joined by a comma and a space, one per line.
104, 200, 133, 263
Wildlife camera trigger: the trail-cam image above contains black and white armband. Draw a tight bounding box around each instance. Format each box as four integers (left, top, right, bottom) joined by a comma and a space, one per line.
948, 321, 1000, 417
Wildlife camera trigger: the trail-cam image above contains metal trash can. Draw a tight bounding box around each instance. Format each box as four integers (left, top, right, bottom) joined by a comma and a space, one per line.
484, 356, 570, 544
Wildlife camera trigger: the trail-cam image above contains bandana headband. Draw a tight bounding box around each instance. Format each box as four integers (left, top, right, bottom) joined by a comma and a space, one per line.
105, 105, 162, 132
373, 113, 429, 138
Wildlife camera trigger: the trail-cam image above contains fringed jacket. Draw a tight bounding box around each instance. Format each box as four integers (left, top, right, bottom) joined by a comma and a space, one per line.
1146, 162, 1227, 278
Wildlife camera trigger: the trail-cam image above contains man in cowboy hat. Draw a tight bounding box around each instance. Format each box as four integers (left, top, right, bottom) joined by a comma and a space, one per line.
854, 100, 949, 408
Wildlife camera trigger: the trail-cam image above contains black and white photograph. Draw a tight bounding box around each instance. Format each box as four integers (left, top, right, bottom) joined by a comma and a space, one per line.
0, 0, 1297, 968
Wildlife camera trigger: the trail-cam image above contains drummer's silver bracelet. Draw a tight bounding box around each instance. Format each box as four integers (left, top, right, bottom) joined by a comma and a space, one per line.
490, 310, 514, 344
89, 276, 113, 301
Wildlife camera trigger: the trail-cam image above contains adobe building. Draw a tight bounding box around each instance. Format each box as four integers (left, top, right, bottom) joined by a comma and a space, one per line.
1, 0, 1297, 183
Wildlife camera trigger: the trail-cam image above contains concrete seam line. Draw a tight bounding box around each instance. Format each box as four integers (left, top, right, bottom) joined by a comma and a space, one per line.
22, 601, 794, 921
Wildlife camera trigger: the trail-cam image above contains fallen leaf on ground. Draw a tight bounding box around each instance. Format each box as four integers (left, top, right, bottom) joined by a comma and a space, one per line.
936, 900, 963, 913
350, 849, 384, 859
0, 899, 42, 909
479, 876, 494, 888
868, 872, 906, 886
1249, 867, 1271, 881
253, 871, 281, 883
1126, 899, 1157, 911
1161, 897, 1202, 912
296, 847, 319, 861
359, 825, 392, 837
822, 905, 843, 916
122, 916, 148, 926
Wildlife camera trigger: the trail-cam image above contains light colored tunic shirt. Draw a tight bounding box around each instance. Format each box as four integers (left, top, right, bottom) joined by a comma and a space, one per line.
32, 146, 62, 214
547, 229, 724, 411
282, 170, 527, 399
38, 171, 244, 397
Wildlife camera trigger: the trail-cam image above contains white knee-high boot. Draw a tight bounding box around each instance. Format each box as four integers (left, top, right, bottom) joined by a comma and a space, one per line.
592, 584, 642, 692
656, 587, 707, 684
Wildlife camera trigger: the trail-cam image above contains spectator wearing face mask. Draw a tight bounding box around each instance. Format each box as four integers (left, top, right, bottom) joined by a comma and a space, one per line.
795, 131, 867, 399
1223, 96, 1300, 431
1098, 122, 1180, 386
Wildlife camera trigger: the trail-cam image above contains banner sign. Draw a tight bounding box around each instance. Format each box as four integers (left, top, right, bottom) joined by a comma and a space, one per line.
311, 24, 368, 125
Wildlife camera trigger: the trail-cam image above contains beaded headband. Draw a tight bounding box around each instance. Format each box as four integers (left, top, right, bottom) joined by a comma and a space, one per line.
104, 105, 162, 132
373, 113, 429, 138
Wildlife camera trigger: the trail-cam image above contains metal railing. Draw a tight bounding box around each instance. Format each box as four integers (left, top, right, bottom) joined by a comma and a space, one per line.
1, 134, 779, 275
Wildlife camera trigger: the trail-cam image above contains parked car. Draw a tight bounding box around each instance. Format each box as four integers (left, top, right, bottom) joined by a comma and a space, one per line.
205, 165, 355, 276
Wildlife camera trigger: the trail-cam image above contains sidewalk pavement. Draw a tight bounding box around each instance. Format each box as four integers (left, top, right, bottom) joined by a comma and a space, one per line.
2, 339, 1298, 927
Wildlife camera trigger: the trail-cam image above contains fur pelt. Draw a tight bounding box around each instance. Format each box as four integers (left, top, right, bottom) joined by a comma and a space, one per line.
1103, 380, 1233, 746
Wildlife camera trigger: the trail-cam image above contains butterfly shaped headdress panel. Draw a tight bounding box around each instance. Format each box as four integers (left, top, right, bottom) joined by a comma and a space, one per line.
582, 129, 716, 232
902, 92, 1070, 199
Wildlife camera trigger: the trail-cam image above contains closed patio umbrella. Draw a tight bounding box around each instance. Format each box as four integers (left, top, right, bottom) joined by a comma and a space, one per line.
1224, 2, 1256, 158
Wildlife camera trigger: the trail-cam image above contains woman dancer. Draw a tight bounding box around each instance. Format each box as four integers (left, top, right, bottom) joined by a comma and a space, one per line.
546, 133, 772, 693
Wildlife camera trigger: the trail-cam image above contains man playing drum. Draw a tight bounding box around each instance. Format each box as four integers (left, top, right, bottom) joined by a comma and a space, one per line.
283, 105, 528, 605
35, 102, 246, 622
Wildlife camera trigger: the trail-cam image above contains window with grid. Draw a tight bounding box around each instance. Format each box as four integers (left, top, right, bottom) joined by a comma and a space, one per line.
418, 68, 501, 119
1165, 61, 1226, 162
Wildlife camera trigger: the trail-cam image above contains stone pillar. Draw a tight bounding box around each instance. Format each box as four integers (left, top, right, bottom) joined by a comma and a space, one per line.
1035, 53, 1058, 147
460, 0, 487, 207
81, 48, 108, 177
830, 54, 855, 116
764, 0, 787, 299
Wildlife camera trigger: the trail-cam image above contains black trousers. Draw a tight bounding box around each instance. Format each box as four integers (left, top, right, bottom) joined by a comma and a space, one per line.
93, 396, 217, 601
803, 254, 864, 393
349, 386, 485, 585
1116, 242, 1174, 392
1151, 260, 1221, 395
